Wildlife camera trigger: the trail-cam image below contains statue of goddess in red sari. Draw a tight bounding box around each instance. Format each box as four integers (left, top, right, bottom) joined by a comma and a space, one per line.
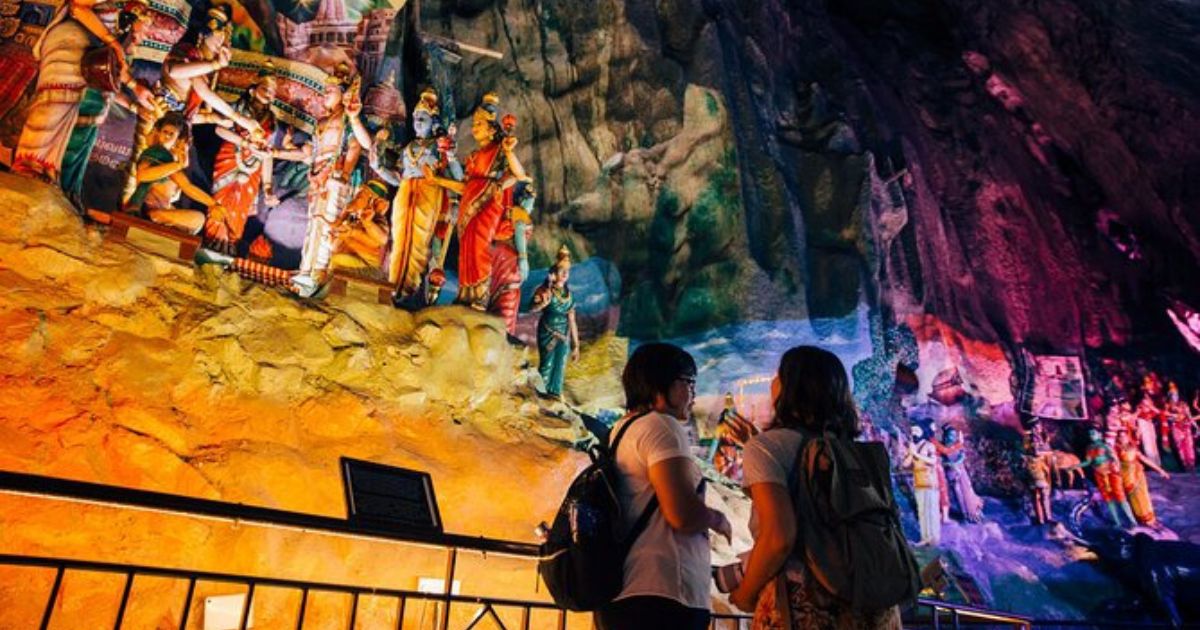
425, 93, 526, 310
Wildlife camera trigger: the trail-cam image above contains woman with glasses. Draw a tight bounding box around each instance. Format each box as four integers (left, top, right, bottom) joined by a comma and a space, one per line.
597, 342, 732, 630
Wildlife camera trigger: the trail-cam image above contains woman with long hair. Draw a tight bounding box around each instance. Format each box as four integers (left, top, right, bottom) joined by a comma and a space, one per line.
596, 342, 732, 630
729, 346, 902, 629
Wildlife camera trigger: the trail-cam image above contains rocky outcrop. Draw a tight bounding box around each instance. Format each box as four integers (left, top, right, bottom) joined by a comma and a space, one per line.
0, 172, 588, 543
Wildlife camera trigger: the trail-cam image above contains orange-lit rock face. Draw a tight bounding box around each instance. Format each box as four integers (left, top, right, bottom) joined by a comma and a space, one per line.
0, 173, 592, 626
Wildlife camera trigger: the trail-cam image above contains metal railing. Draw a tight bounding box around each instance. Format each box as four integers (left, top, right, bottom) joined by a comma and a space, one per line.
908, 599, 1031, 629
0, 470, 1040, 629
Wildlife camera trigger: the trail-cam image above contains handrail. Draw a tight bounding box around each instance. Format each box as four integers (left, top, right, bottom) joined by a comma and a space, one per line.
0, 554, 563, 611
913, 598, 1032, 629
0, 469, 540, 557
0, 469, 1051, 629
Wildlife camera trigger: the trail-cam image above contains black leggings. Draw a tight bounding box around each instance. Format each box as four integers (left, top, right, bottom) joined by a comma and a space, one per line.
595, 596, 710, 630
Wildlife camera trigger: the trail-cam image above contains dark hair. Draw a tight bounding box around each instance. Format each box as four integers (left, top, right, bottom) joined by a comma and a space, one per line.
155, 112, 190, 141
622, 342, 696, 411
773, 346, 860, 437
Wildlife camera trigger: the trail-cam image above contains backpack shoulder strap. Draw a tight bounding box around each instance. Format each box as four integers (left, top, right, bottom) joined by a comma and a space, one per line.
609, 411, 651, 454
608, 411, 687, 550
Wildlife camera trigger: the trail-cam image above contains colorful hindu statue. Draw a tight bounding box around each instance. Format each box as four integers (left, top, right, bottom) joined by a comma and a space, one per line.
1135, 394, 1163, 466
530, 247, 579, 399
424, 93, 528, 310
204, 69, 309, 254
330, 179, 391, 273
370, 88, 461, 302
1023, 436, 1052, 525
937, 426, 984, 523
123, 4, 260, 204
1116, 428, 1169, 527
713, 392, 755, 482
1164, 383, 1198, 471
123, 112, 220, 234
1104, 400, 1137, 450
292, 66, 373, 297
13, 0, 156, 184
1075, 427, 1137, 529
904, 422, 941, 545
487, 175, 534, 334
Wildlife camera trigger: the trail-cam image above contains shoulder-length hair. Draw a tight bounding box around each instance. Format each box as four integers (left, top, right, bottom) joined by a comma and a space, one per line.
773, 345, 860, 437
622, 342, 696, 411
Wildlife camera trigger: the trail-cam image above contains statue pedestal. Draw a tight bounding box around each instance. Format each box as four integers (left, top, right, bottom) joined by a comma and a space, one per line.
329, 271, 393, 305
101, 211, 201, 262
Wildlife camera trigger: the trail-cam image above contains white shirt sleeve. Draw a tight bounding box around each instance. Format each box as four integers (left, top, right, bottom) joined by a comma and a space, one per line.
742, 433, 789, 488
631, 413, 690, 468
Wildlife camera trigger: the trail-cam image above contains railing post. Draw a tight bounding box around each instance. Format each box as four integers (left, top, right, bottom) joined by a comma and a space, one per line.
932, 603, 941, 630
347, 591, 359, 630
296, 587, 309, 630
951, 607, 960, 630
440, 547, 457, 630
177, 577, 197, 630
39, 566, 64, 630
113, 572, 135, 630
520, 605, 530, 630
239, 582, 256, 630
395, 595, 406, 630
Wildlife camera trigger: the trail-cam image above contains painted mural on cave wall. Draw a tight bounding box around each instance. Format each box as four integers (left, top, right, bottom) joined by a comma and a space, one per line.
1, 0, 1200, 624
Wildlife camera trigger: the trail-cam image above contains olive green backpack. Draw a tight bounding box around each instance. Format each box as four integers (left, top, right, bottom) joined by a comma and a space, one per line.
789, 432, 922, 610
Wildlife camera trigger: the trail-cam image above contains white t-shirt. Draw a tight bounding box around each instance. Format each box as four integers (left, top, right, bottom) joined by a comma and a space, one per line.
608, 411, 711, 609
742, 427, 807, 578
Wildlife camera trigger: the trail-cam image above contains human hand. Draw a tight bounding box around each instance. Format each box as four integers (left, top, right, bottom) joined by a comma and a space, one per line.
716, 414, 758, 446
132, 83, 156, 112
729, 585, 757, 614
208, 203, 227, 222
173, 143, 190, 169
214, 45, 232, 69
264, 194, 280, 207
421, 164, 436, 180
571, 346, 580, 362
502, 136, 518, 152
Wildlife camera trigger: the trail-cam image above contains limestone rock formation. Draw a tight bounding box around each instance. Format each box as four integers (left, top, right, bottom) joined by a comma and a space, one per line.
419, 0, 1199, 354
0, 171, 588, 541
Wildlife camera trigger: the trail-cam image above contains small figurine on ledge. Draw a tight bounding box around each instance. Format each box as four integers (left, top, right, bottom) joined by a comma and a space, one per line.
330, 179, 391, 274
530, 246, 579, 400
488, 174, 534, 335
713, 392, 756, 482
123, 112, 222, 235
423, 93, 528, 310
369, 88, 461, 303
13, 0, 156, 184
1074, 426, 1138, 529
904, 421, 941, 546
123, 4, 261, 205
293, 65, 373, 297
1116, 428, 1169, 528
938, 426, 984, 523
205, 67, 307, 254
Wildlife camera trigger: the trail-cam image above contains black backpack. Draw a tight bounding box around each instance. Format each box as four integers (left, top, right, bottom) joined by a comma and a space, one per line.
790, 432, 921, 611
538, 412, 656, 611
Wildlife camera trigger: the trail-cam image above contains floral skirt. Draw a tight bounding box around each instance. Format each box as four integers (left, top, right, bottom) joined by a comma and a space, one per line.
752, 576, 902, 630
